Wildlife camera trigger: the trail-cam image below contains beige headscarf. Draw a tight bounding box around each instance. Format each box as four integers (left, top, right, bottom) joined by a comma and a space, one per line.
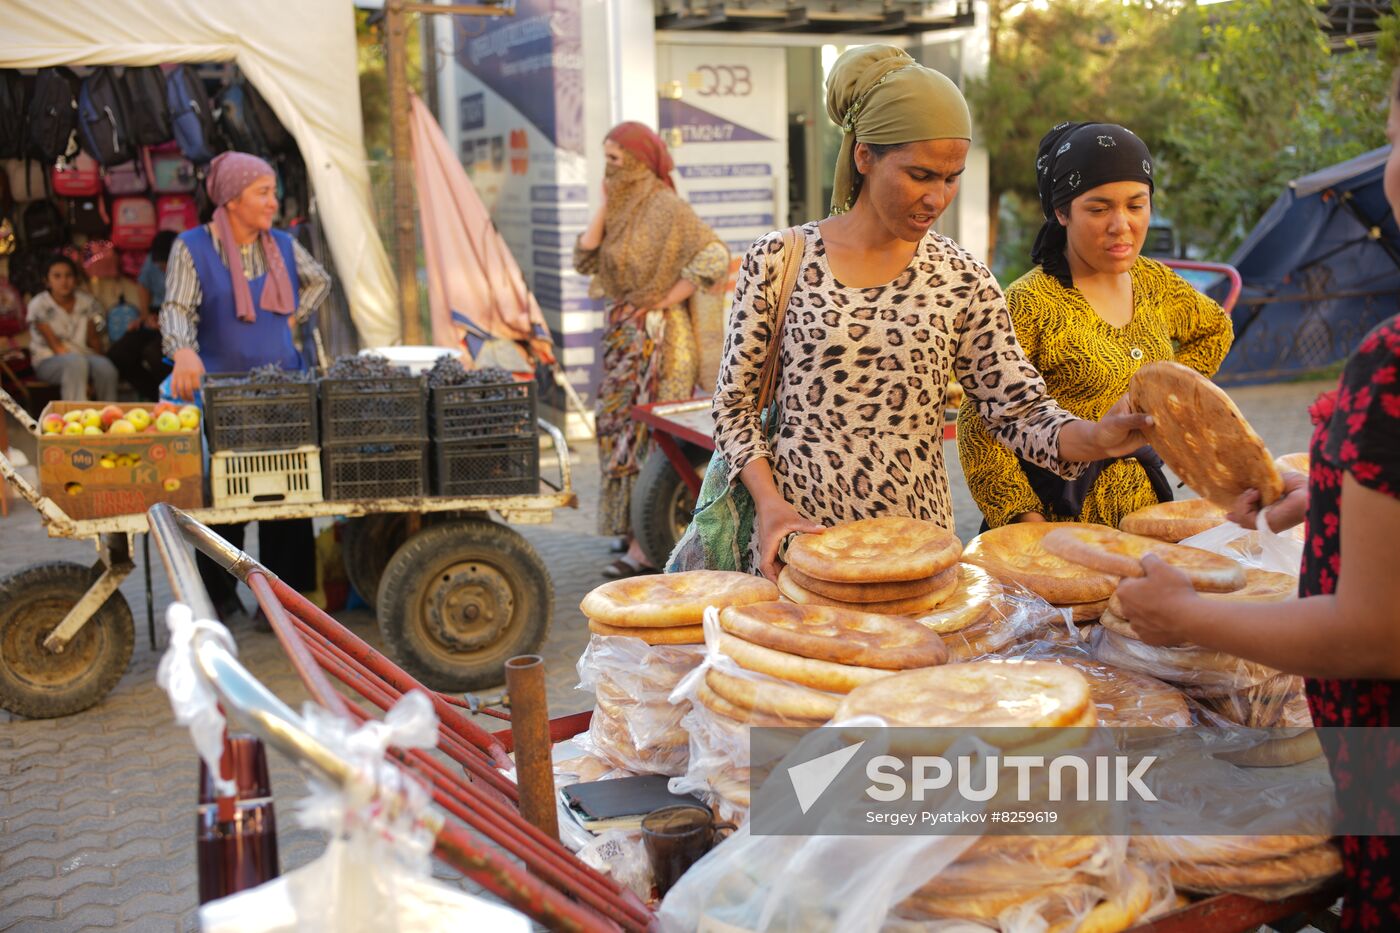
825, 45, 973, 215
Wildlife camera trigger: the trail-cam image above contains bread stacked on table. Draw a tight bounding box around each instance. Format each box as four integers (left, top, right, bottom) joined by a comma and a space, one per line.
1119, 498, 1228, 543
1130, 834, 1340, 899
962, 522, 1119, 624
686, 600, 950, 821
777, 517, 964, 616
837, 661, 1159, 931
577, 571, 777, 775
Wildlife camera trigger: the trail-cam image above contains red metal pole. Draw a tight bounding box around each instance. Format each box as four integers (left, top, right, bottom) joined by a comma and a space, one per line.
269, 577, 515, 769
246, 571, 349, 717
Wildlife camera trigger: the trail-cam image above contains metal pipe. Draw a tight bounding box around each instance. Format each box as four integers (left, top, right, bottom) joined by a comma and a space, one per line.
504, 655, 558, 840
384, 0, 421, 345
246, 572, 349, 718
148, 503, 218, 624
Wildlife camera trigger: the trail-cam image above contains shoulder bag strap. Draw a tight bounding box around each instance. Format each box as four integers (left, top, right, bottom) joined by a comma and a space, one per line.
756, 225, 804, 411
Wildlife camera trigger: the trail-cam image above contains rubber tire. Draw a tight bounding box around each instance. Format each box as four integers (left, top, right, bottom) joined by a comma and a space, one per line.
631, 444, 710, 568
0, 562, 135, 719
342, 512, 472, 610
376, 520, 552, 691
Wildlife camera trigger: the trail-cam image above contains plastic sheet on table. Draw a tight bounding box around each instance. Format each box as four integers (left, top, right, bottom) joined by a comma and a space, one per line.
574, 634, 706, 775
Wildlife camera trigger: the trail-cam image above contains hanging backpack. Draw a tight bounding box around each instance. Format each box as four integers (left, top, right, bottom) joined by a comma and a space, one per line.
102, 159, 147, 196
18, 200, 64, 250
215, 80, 267, 157
243, 79, 295, 156
156, 194, 198, 233
117, 66, 171, 147
0, 72, 26, 161
165, 65, 218, 165
83, 238, 119, 280
51, 151, 101, 197
77, 69, 135, 166
28, 68, 79, 165
110, 196, 156, 250
3, 158, 47, 202
68, 195, 110, 238
119, 248, 147, 279
142, 143, 196, 194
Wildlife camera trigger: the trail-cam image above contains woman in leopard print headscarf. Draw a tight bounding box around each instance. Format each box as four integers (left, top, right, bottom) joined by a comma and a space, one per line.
575, 123, 729, 577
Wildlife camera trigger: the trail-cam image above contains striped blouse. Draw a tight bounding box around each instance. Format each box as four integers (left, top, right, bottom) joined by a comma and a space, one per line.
159, 226, 331, 356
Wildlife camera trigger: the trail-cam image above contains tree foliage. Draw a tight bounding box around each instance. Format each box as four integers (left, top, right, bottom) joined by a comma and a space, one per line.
969, 0, 1399, 273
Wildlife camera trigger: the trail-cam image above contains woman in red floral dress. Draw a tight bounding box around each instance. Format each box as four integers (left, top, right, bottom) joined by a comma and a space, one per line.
1116, 79, 1400, 930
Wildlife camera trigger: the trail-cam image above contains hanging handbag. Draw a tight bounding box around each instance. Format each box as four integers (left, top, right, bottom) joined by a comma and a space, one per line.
666, 226, 804, 573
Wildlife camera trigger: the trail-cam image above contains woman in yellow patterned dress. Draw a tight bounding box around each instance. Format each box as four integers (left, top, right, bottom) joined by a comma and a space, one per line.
574, 122, 729, 577
958, 122, 1233, 529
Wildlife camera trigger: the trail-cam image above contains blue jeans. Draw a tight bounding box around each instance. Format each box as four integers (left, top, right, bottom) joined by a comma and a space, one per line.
34, 352, 120, 401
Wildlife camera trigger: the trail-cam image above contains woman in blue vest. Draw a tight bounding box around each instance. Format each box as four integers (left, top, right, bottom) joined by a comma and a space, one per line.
161, 151, 330, 622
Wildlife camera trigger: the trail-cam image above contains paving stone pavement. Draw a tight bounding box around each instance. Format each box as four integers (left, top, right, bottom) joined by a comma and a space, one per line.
0, 380, 1329, 931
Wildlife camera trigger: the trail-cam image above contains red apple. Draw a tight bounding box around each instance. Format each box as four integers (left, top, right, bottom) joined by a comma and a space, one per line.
41, 414, 64, 434
99, 405, 125, 429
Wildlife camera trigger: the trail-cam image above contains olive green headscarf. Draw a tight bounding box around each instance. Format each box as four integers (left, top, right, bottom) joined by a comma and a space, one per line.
825, 45, 973, 215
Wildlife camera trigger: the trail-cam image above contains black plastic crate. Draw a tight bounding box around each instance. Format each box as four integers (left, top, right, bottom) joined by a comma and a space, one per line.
319, 375, 427, 444
430, 378, 537, 442
323, 442, 428, 500
433, 438, 539, 497
203, 373, 318, 452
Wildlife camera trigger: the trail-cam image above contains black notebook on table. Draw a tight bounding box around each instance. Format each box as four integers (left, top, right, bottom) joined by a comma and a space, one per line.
560, 775, 703, 832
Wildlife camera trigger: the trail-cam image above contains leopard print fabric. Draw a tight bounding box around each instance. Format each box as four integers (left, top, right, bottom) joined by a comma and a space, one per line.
713, 222, 1083, 570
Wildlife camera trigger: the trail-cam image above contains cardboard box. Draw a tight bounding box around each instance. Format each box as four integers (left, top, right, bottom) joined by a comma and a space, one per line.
38, 401, 205, 520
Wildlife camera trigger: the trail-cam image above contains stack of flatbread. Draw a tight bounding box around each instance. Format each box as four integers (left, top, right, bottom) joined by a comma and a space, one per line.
1131, 834, 1340, 899
1041, 525, 1247, 594
578, 571, 778, 774
691, 601, 950, 818
1119, 498, 1228, 543
962, 522, 1120, 624
777, 517, 964, 617
838, 662, 1157, 929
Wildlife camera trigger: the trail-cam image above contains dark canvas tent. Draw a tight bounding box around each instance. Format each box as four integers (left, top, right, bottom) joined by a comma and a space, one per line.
1216, 146, 1400, 384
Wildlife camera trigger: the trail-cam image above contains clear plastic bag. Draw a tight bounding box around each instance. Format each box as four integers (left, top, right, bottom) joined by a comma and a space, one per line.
937, 584, 1063, 662
579, 829, 654, 904
1087, 624, 1279, 695
157, 603, 240, 796
1006, 636, 1194, 729
199, 692, 529, 933
574, 634, 706, 775
1177, 509, 1303, 576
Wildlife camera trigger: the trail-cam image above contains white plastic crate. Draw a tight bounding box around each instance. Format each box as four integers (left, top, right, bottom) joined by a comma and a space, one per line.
210, 446, 323, 508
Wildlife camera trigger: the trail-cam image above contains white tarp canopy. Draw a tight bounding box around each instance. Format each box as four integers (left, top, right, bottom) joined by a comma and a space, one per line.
1, 0, 401, 346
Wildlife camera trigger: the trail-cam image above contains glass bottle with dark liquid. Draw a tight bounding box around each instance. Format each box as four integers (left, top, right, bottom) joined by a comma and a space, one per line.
197, 733, 280, 903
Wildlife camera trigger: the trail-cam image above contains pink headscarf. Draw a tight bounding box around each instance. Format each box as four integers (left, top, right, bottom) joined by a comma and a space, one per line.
205, 152, 295, 322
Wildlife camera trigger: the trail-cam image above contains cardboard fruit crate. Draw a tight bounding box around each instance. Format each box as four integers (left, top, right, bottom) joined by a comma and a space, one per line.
210, 446, 323, 509
203, 373, 318, 453
37, 401, 204, 520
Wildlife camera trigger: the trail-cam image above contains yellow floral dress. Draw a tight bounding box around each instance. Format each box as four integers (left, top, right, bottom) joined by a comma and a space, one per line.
957, 258, 1233, 529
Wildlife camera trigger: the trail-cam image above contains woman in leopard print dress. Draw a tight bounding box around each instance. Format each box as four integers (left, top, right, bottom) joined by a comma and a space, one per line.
714, 46, 1154, 579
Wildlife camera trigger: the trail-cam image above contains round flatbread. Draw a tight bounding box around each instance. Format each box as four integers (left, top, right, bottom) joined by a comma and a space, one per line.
1108, 568, 1296, 620
1048, 655, 1192, 728
910, 563, 1000, 634
1062, 598, 1110, 623
958, 833, 1107, 870
1091, 621, 1277, 693
1129, 360, 1284, 509
943, 604, 1030, 661
1043, 525, 1245, 593
786, 564, 957, 604
716, 632, 897, 693
963, 523, 1118, 604
704, 668, 841, 722
1166, 843, 1341, 892
1131, 833, 1328, 865
1275, 452, 1309, 475
580, 571, 778, 628
835, 660, 1091, 733
786, 517, 961, 584
918, 836, 1105, 896
1047, 864, 1155, 933
695, 680, 821, 728
1216, 729, 1323, 768
718, 601, 948, 670
899, 875, 1101, 923
776, 566, 959, 616
1119, 498, 1228, 543
587, 619, 705, 644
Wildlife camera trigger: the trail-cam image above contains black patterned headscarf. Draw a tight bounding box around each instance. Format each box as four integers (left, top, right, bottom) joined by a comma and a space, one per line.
1030, 122, 1155, 288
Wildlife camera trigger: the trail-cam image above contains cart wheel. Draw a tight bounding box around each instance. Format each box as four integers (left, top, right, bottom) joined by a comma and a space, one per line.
631, 445, 710, 568
342, 512, 470, 609
0, 562, 135, 719
376, 520, 552, 691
